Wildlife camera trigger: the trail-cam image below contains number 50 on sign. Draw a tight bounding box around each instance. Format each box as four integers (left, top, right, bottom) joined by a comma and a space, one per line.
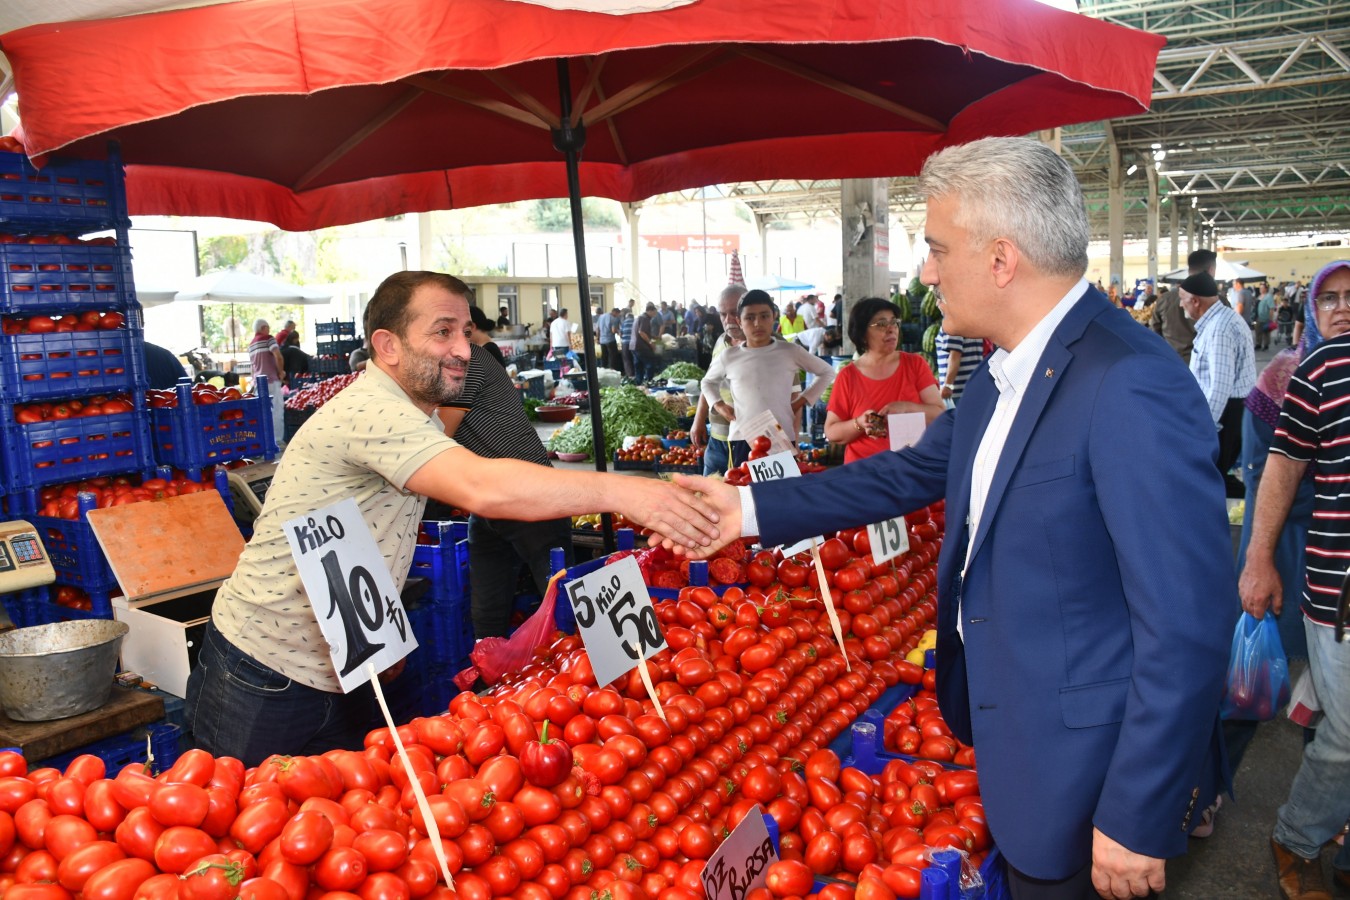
565, 555, 667, 689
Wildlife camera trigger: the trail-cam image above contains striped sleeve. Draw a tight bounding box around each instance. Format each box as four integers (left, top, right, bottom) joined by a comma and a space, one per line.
1272, 346, 1338, 461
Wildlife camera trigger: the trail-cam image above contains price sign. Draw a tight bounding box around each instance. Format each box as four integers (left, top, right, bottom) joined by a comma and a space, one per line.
285, 498, 417, 693
702, 812, 778, 900
867, 516, 911, 565
733, 409, 795, 453
565, 555, 667, 689
887, 412, 927, 451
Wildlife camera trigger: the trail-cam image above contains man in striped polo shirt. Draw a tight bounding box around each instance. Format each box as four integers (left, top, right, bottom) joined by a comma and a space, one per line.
935, 325, 982, 404
1240, 259, 1350, 900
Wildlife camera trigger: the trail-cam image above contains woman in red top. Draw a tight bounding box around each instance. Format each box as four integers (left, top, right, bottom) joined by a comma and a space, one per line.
824, 297, 944, 463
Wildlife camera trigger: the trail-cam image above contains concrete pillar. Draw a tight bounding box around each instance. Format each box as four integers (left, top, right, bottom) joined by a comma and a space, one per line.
1146, 166, 1160, 287
1187, 206, 1195, 255
755, 213, 769, 278
1106, 128, 1125, 291
1169, 195, 1180, 272
840, 178, 890, 354
622, 202, 642, 306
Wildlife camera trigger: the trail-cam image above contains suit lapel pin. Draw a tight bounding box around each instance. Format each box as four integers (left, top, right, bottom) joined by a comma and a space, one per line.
1044, 368, 1055, 378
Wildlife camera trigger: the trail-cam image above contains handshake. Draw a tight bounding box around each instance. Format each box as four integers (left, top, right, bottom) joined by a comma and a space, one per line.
618, 473, 748, 559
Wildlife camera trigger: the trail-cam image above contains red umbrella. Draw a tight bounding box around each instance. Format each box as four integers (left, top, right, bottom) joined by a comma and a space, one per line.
728, 251, 745, 289
1, 0, 1162, 230
0, 0, 1161, 519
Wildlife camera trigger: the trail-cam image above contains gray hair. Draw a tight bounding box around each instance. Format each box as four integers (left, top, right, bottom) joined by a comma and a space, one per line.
918, 137, 1089, 279
253, 318, 269, 332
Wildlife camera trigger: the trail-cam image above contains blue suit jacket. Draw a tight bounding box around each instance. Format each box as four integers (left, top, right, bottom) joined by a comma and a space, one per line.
755, 288, 1234, 879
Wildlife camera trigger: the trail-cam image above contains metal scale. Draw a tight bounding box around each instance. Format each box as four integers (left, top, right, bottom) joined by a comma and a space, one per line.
224, 460, 280, 524
0, 521, 56, 630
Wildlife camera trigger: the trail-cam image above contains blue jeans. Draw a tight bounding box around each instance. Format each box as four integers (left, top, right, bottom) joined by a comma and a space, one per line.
468, 513, 572, 639
1272, 620, 1350, 870
185, 621, 377, 767
703, 435, 730, 476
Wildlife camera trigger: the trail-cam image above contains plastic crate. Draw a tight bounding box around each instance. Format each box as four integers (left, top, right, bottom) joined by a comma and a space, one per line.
0, 149, 129, 232
518, 373, 545, 401
410, 520, 471, 603
316, 337, 362, 357
37, 723, 182, 774
5, 468, 231, 592
287, 373, 324, 391
149, 377, 276, 469
612, 452, 656, 472
283, 406, 316, 442
312, 357, 350, 376
0, 324, 146, 403
654, 462, 701, 475
0, 409, 152, 493
0, 244, 136, 313
1, 586, 51, 628
314, 319, 356, 338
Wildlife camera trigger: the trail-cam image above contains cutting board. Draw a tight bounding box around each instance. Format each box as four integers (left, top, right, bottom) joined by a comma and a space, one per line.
0, 686, 164, 762
87, 490, 244, 601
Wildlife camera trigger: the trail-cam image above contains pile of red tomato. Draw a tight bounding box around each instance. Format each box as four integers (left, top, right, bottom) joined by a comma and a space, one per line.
0, 504, 979, 900
283, 374, 360, 412
2, 312, 126, 335
0, 234, 118, 247
624, 542, 748, 591
145, 385, 249, 409
12, 395, 136, 425
882, 690, 974, 767
34, 474, 214, 519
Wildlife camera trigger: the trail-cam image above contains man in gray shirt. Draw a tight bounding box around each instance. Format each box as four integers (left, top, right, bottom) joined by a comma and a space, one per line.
1151, 249, 1215, 363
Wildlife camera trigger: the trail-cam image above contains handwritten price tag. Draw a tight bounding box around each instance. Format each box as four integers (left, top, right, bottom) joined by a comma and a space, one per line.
702, 812, 778, 900
565, 555, 667, 689
285, 498, 417, 693
867, 515, 911, 565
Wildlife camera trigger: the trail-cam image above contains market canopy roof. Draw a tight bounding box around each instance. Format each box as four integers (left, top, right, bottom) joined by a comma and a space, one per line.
0, 0, 1164, 231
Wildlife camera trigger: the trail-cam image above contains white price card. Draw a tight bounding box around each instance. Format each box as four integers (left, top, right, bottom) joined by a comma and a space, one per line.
867, 515, 911, 565
887, 412, 927, 451
732, 409, 795, 452
285, 498, 418, 693
747, 451, 818, 556
565, 555, 667, 689
702, 811, 778, 900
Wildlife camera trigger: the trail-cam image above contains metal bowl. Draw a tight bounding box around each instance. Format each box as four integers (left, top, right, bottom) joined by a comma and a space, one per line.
0, 619, 129, 721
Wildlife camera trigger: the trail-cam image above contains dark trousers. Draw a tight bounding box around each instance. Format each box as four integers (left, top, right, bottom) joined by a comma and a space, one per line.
1008, 862, 1098, 900
620, 346, 635, 378
185, 621, 377, 767
1218, 397, 1245, 498
467, 513, 572, 639
600, 342, 619, 371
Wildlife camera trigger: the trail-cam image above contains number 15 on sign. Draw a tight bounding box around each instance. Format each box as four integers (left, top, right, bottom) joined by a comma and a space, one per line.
868, 515, 910, 566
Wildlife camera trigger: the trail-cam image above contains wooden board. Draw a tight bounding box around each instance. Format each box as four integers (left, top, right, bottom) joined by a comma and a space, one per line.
0, 686, 164, 762
87, 491, 244, 601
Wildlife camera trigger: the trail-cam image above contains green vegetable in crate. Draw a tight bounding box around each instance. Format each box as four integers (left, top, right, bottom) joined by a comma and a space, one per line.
545, 416, 594, 458
921, 322, 941, 353
656, 361, 706, 382
921, 286, 942, 319
599, 384, 677, 455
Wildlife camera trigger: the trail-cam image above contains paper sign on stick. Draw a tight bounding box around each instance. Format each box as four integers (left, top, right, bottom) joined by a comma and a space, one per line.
868, 515, 911, 566
565, 556, 668, 690
702, 812, 778, 900
285, 498, 417, 693
887, 412, 927, 451
732, 408, 795, 452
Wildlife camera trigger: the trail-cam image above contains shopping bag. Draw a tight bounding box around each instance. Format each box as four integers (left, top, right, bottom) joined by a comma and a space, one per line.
466, 571, 563, 686
1287, 668, 1322, 728
1220, 612, 1292, 721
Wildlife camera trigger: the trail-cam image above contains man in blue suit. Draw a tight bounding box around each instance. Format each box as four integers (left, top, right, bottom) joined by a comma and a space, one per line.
673, 137, 1234, 899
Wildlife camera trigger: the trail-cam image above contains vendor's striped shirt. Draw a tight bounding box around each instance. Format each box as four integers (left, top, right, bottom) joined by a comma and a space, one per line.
1271, 331, 1350, 625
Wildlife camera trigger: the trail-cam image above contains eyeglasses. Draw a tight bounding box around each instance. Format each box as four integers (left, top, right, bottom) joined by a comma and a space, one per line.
868, 318, 900, 331
1316, 292, 1350, 312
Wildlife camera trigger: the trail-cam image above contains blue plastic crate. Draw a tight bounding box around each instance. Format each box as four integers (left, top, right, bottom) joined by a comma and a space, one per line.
0, 409, 152, 494
37, 723, 182, 775
0, 150, 129, 232
1, 586, 51, 628
410, 520, 470, 602
149, 377, 276, 469
0, 244, 136, 313
312, 357, 350, 376
0, 323, 146, 403
314, 319, 356, 338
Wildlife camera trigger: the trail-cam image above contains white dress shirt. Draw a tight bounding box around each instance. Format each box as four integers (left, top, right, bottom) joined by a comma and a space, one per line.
739, 280, 1089, 577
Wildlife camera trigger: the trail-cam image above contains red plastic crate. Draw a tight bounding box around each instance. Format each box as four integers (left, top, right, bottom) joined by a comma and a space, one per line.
0, 244, 135, 313
0, 325, 146, 403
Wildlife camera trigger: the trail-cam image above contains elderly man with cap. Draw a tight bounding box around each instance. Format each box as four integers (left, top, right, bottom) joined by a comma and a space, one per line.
1180, 270, 1257, 498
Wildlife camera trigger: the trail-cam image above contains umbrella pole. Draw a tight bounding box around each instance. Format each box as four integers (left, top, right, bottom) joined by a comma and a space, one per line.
554, 59, 614, 553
